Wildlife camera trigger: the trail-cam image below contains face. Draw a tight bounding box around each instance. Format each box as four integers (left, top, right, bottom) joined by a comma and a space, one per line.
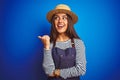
54, 13, 68, 34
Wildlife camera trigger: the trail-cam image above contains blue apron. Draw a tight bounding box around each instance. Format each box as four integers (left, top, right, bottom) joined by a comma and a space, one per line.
48, 39, 80, 80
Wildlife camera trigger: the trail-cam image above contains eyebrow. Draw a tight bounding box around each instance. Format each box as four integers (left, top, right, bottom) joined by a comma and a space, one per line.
55, 14, 67, 17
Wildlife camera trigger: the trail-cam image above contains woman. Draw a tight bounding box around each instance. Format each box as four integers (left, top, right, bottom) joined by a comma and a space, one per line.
38, 4, 86, 80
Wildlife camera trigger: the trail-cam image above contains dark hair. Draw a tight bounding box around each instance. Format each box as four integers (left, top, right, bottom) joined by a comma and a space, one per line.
50, 14, 80, 46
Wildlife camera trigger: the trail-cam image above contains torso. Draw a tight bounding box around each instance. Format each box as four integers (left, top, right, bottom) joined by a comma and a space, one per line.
48, 39, 80, 80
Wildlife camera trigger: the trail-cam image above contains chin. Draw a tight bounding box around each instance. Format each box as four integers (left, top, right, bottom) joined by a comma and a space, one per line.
57, 30, 65, 33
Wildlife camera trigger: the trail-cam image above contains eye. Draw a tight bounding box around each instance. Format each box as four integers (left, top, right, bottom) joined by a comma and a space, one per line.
62, 16, 67, 20
54, 16, 59, 20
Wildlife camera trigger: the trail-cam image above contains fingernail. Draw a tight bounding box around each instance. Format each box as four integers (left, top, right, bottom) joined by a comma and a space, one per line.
38, 36, 41, 38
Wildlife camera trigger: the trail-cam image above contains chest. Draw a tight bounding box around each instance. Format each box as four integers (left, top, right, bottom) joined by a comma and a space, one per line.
52, 47, 76, 69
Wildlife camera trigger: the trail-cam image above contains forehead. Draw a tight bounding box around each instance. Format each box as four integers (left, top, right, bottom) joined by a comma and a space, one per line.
55, 13, 67, 16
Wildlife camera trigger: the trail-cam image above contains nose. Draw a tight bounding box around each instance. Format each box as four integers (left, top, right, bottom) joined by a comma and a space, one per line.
58, 17, 63, 23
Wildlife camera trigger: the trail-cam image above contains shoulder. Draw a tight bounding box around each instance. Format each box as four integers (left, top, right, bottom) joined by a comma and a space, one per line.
74, 38, 85, 44
74, 38, 85, 48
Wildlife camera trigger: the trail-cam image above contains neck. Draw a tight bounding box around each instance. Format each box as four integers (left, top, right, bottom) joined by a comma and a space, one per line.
56, 34, 70, 42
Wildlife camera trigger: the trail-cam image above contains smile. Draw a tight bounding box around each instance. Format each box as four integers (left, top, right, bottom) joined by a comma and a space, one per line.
57, 24, 64, 28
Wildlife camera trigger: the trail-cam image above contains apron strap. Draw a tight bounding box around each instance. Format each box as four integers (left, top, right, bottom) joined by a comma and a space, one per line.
71, 39, 75, 48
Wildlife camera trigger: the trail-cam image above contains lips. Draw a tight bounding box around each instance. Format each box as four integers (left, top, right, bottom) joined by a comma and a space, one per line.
57, 24, 64, 29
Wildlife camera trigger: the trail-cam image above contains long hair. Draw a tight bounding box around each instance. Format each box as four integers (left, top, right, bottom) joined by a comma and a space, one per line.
50, 14, 80, 46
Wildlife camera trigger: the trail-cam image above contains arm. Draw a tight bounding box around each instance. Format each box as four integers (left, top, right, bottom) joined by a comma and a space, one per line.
59, 39, 87, 79
38, 35, 55, 76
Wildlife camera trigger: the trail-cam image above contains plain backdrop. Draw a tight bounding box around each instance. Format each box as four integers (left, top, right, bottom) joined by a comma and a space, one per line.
0, 0, 120, 80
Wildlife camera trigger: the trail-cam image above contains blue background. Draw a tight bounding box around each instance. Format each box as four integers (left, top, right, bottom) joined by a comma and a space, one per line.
0, 0, 120, 80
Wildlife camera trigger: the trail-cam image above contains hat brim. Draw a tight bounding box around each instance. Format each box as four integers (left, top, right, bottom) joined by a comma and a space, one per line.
47, 9, 78, 24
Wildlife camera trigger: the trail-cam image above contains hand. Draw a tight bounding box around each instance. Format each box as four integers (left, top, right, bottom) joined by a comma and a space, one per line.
38, 35, 50, 50
54, 69, 60, 77
48, 69, 60, 77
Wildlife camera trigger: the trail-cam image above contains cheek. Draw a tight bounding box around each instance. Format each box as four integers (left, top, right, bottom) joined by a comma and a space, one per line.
65, 22, 68, 27
65, 21, 68, 25
54, 21, 57, 27
54, 21, 57, 25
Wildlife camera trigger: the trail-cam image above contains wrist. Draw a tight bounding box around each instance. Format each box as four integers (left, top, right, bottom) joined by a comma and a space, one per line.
44, 46, 50, 50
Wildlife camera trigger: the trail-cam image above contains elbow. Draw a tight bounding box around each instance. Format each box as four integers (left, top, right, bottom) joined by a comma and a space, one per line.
81, 60, 87, 75
81, 69, 86, 75
77, 63, 86, 76
81, 65, 86, 76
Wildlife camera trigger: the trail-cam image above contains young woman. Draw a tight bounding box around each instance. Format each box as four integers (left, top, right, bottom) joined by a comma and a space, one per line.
38, 4, 86, 80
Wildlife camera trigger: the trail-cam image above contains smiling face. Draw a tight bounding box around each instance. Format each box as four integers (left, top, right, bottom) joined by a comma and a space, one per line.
54, 13, 68, 34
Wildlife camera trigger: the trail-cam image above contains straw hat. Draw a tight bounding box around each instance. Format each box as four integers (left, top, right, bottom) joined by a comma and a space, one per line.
46, 4, 78, 24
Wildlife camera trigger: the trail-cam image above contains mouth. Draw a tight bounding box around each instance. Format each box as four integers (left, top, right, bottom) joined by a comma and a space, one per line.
57, 24, 64, 29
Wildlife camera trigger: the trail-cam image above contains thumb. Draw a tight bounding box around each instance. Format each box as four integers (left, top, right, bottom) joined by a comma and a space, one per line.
38, 36, 42, 39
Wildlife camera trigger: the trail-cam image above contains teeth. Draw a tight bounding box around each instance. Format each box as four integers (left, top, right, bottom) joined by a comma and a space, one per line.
58, 26, 63, 28
58, 25, 63, 26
